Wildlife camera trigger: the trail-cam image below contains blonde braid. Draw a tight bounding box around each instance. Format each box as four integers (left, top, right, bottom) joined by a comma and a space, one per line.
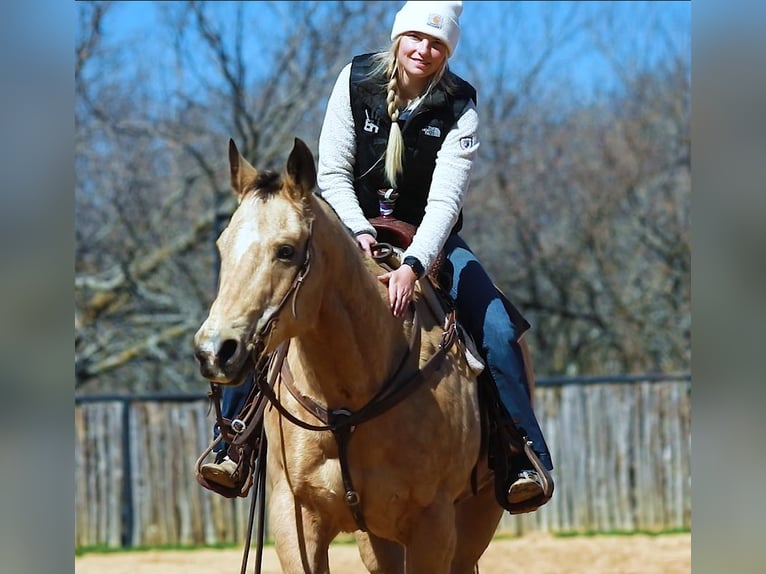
384, 63, 405, 187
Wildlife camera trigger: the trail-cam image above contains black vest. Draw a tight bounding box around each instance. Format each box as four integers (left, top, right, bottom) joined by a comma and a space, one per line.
349, 53, 476, 231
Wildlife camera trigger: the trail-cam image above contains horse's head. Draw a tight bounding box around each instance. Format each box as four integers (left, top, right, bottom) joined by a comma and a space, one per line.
194, 138, 318, 384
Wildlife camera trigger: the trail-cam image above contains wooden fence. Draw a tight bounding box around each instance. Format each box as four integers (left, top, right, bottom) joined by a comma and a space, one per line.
74, 375, 690, 548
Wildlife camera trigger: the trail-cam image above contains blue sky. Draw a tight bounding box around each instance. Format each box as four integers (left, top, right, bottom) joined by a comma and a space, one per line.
91, 1, 690, 104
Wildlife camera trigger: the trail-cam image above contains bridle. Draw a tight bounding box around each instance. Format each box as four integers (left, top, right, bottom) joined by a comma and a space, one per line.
244, 219, 314, 374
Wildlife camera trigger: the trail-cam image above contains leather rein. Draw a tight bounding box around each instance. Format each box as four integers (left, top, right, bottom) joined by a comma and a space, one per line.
258, 304, 457, 532
248, 237, 458, 531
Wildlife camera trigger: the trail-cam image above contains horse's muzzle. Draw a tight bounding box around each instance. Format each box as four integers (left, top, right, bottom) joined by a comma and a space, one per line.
193, 325, 250, 383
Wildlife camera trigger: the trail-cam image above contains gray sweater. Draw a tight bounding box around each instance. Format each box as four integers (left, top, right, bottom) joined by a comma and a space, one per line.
317, 63, 480, 274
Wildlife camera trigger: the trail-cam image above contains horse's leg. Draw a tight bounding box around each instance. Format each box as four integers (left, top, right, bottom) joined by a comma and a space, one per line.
403, 493, 457, 573
450, 479, 504, 574
269, 479, 335, 574
355, 531, 405, 574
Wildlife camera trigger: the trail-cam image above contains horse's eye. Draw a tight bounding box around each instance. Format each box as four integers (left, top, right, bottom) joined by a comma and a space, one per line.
276, 244, 295, 261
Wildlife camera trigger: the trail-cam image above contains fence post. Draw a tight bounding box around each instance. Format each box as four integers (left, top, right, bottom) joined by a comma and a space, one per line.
120, 397, 134, 547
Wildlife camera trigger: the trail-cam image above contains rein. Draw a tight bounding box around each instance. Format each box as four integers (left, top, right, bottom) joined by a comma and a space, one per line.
249, 243, 460, 531
256, 307, 458, 532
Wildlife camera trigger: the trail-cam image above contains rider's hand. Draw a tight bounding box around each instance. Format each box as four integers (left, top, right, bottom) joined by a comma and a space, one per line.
356, 233, 376, 257
378, 264, 417, 318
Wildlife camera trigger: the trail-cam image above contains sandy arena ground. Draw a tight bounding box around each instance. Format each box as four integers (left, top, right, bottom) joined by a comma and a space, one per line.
75, 532, 690, 573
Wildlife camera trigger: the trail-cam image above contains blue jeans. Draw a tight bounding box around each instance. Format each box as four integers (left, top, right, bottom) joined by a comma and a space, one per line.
215, 374, 254, 455
442, 234, 553, 471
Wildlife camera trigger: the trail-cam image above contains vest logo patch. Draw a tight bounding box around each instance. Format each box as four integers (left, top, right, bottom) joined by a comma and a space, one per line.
363, 109, 380, 134
427, 13, 444, 30
460, 136, 474, 149
422, 125, 441, 137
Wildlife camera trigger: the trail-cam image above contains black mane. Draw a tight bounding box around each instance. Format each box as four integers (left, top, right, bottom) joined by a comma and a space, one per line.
247, 170, 281, 197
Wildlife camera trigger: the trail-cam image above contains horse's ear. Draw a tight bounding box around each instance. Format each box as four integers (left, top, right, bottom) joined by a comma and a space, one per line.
228, 139, 259, 201
284, 138, 317, 198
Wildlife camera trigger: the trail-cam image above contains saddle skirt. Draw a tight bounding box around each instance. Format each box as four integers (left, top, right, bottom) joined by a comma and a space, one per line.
415, 272, 485, 375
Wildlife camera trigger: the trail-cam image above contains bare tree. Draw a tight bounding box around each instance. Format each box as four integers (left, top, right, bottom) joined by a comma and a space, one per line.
75, 1, 391, 392
75, 1, 690, 392
463, 2, 690, 375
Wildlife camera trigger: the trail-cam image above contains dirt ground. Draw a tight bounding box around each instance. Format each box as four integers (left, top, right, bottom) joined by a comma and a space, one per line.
75, 532, 690, 573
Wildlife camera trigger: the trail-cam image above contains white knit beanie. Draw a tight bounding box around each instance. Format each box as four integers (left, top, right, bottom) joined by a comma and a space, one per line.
390, 1, 463, 56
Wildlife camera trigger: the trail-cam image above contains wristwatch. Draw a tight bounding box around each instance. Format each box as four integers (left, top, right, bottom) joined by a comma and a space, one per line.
402, 256, 425, 279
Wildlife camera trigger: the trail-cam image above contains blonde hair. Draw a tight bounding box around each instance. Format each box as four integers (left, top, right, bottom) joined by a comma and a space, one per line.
368, 39, 450, 187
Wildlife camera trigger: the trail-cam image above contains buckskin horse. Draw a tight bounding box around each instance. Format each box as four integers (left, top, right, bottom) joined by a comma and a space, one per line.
193, 138, 506, 573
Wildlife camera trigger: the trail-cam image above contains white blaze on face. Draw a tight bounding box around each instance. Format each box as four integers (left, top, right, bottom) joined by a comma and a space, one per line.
229, 197, 264, 265
231, 218, 262, 264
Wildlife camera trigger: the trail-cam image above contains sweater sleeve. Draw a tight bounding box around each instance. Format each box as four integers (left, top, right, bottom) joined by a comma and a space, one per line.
402, 100, 480, 272
316, 63, 377, 238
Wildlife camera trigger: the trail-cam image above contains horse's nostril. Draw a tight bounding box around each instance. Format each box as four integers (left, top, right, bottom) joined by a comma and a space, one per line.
218, 339, 239, 365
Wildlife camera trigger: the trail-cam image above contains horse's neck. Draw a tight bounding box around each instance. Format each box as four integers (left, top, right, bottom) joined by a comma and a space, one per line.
289, 198, 410, 409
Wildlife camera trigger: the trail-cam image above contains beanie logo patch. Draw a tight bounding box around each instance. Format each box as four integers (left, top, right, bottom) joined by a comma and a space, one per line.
426, 13, 444, 30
